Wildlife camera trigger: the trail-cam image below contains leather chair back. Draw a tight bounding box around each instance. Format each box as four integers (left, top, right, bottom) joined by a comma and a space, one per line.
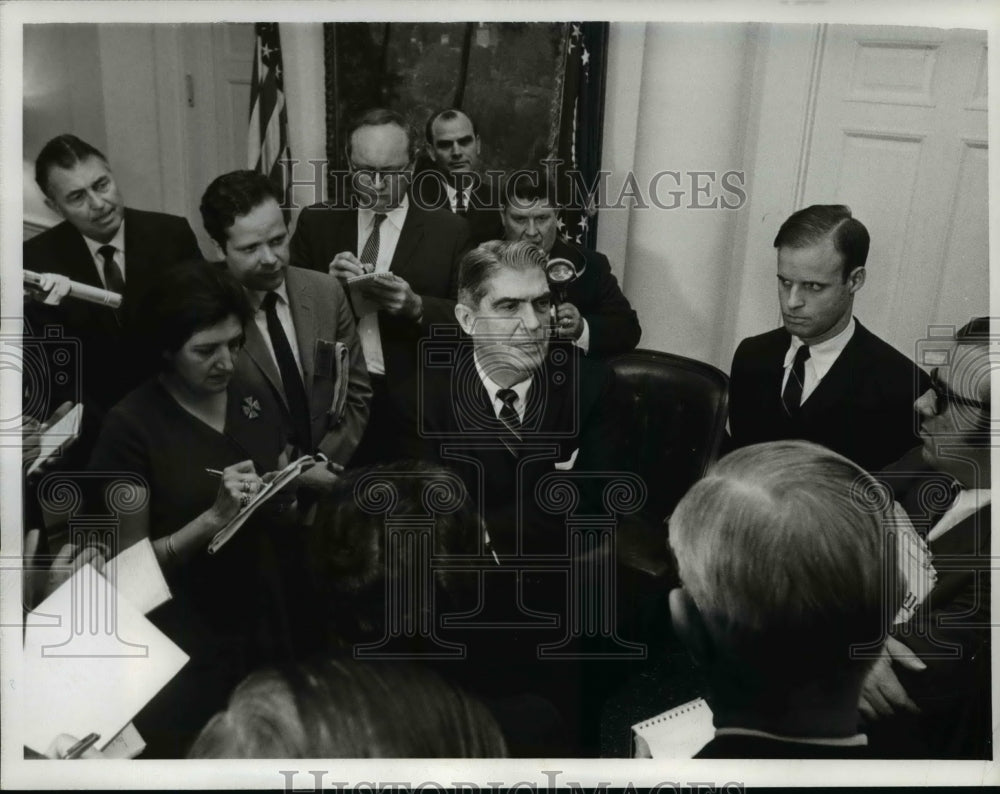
610, 348, 729, 525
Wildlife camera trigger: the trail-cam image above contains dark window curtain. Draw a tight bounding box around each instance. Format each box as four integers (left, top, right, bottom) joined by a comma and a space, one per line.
322, 21, 609, 245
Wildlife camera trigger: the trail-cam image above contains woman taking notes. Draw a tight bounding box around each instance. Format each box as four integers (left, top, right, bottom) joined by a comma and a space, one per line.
87, 261, 297, 757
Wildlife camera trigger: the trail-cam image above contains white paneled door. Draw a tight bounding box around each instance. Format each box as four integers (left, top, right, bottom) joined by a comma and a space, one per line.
802, 25, 988, 357
179, 24, 255, 256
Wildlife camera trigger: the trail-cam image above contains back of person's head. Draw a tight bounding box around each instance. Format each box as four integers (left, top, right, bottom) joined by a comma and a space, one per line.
773, 204, 870, 279
188, 657, 507, 758
34, 134, 108, 198
669, 440, 900, 699
137, 260, 252, 361
304, 461, 481, 645
457, 240, 548, 308
200, 170, 282, 250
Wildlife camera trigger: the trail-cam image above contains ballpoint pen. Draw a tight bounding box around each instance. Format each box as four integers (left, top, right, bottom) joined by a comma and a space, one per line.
65, 732, 100, 759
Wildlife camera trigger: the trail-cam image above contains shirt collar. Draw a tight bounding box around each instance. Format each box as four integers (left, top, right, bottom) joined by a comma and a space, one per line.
247, 276, 290, 311
82, 220, 126, 260
359, 194, 408, 231
473, 351, 532, 410
785, 316, 856, 380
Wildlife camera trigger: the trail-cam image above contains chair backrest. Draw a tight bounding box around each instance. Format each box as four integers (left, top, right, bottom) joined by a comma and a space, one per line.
609, 348, 729, 524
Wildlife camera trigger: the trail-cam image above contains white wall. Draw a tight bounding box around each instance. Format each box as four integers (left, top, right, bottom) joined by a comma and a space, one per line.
598, 23, 758, 370
22, 23, 328, 240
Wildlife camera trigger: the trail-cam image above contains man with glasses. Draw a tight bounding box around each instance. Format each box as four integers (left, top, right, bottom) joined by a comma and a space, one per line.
291, 108, 470, 464
729, 204, 930, 471
861, 317, 992, 758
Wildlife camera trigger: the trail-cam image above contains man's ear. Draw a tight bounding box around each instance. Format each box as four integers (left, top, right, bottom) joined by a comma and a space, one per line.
454, 302, 474, 335
847, 266, 866, 294
669, 587, 714, 667
210, 238, 227, 263
44, 197, 66, 220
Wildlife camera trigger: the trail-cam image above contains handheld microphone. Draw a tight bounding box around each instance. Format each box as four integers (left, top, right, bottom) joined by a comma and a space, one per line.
24, 271, 123, 309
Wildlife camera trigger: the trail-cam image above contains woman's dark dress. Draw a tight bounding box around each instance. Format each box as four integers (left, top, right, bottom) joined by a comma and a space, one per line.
88, 377, 295, 757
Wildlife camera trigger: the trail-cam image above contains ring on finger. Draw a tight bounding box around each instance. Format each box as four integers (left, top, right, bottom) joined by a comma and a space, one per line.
240, 493, 252, 507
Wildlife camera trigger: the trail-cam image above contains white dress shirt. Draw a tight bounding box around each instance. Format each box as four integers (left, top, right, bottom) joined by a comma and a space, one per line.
781, 317, 856, 403
474, 353, 532, 424
82, 222, 127, 289
356, 197, 408, 376
928, 488, 991, 542
248, 280, 304, 377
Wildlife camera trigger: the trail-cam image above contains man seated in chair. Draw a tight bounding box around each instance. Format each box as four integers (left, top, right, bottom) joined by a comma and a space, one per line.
728, 205, 928, 471
401, 239, 624, 556
669, 440, 902, 758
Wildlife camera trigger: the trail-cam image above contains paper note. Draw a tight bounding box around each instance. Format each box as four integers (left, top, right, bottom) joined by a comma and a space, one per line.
632, 697, 715, 758
107, 538, 172, 615
22, 564, 189, 754
26, 403, 83, 476
102, 722, 146, 759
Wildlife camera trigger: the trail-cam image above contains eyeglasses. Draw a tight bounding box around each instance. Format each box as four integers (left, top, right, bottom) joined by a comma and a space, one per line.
350, 163, 411, 184
928, 368, 989, 414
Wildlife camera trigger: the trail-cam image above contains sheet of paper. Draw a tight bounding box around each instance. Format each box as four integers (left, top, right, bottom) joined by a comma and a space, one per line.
22, 564, 189, 754
107, 538, 172, 615
26, 403, 83, 476
632, 697, 715, 758
101, 721, 146, 759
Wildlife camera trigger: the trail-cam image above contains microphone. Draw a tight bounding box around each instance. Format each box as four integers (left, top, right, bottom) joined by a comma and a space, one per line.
24, 271, 123, 309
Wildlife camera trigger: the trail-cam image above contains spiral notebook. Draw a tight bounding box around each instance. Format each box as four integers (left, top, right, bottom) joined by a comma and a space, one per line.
631, 697, 715, 758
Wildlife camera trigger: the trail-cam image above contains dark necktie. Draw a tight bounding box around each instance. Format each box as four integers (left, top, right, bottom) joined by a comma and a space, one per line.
497, 388, 523, 440
262, 291, 311, 451
782, 344, 811, 415
97, 245, 125, 325
454, 187, 467, 215
359, 213, 387, 267
98, 245, 125, 294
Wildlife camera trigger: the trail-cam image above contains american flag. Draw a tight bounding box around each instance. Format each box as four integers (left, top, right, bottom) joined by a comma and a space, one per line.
248, 22, 290, 209
551, 22, 607, 249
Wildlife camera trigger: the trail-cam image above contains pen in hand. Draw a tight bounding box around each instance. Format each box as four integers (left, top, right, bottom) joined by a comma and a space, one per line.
64, 732, 100, 759
205, 468, 224, 477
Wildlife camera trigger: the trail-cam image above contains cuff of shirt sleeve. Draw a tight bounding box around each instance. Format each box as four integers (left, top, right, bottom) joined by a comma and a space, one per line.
573, 318, 591, 355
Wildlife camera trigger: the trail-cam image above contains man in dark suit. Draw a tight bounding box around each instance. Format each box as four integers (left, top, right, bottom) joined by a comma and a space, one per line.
200, 170, 371, 477
861, 317, 991, 759
412, 107, 504, 245
501, 173, 641, 359
290, 108, 469, 463
23, 134, 201, 455
669, 440, 900, 758
401, 240, 622, 555
400, 240, 625, 755
728, 204, 928, 471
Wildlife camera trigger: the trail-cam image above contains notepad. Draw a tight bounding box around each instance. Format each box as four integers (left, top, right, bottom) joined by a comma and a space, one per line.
26, 403, 83, 476
632, 697, 715, 758
346, 272, 394, 317
207, 455, 315, 554
22, 563, 189, 754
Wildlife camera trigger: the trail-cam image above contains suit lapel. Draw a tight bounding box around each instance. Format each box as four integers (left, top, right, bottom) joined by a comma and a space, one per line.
284, 269, 316, 395
800, 323, 865, 418
242, 318, 288, 410
389, 206, 424, 279
60, 225, 103, 287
